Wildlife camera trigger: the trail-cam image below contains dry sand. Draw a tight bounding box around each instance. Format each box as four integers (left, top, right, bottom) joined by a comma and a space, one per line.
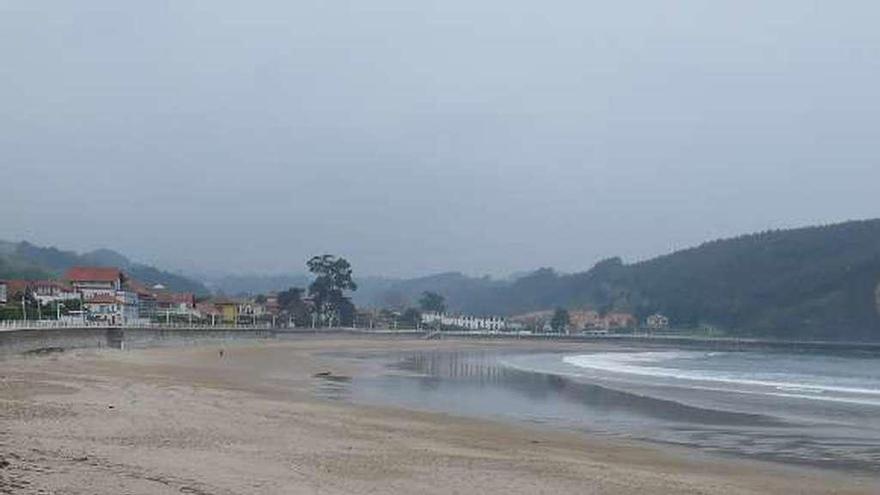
0, 335, 877, 494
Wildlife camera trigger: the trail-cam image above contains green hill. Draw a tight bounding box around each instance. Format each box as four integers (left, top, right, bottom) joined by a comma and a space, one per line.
0, 241, 210, 296
375, 220, 880, 341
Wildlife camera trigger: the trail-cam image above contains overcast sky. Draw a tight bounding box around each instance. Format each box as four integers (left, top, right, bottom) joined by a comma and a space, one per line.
2, 1, 879, 278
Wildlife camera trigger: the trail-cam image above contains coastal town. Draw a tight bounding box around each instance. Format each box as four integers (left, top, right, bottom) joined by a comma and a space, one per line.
0, 266, 278, 327
0, 265, 670, 333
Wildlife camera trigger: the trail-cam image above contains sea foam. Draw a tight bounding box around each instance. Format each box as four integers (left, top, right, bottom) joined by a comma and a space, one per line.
562, 351, 880, 406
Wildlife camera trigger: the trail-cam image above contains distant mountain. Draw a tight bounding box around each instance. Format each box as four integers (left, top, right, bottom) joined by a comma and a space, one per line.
353, 272, 508, 311
0, 241, 210, 295
206, 273, 311, 297
9, 218, 880, 340
203, 271, 509, 310
365, 220, 880, 341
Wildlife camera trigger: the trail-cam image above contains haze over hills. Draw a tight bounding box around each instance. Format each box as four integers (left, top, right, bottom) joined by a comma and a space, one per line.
199, 272, 506, 307
357, 219, 880, 341
0, 241, 210, 295
4, 219, 880, 340
203, 219, 880, 341
204, 273, 312, 297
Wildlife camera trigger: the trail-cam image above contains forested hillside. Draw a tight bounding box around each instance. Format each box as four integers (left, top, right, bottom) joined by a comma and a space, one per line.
372, 220, 880, 341
6, 219, 880, 340
0, 241, 209, 295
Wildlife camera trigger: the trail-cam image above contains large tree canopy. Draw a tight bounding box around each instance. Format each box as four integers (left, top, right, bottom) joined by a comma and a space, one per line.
550, 307, 570, 333
307, 255, 357, 327
419, 291, 446, 313
277, 287, 310, 327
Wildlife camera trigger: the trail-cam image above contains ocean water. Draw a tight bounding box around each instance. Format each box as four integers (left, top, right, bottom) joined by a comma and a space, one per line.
343, 348, 880, 471
561, 350, 880, 407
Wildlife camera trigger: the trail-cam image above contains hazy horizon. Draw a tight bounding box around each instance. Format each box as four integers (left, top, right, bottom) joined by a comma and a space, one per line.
3, 216, 879, 281
4, 1, 879, 278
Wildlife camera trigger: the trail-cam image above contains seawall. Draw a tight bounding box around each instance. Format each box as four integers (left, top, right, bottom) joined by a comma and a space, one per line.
0, 327, 279, 357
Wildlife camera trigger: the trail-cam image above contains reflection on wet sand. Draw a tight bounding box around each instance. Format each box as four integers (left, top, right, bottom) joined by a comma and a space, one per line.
344, 350, 880, 472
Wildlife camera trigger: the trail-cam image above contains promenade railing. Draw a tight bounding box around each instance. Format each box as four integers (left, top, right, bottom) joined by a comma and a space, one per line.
0, 320, 276, 332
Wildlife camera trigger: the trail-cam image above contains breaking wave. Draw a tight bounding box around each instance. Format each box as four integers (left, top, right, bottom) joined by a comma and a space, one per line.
562, 351, 880, 406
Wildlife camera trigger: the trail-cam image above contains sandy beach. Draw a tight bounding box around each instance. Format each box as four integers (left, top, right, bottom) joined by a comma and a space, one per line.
1, 336, 877, 494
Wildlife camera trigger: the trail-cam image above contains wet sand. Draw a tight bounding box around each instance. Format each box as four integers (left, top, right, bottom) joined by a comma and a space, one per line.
1, 336, 877, 494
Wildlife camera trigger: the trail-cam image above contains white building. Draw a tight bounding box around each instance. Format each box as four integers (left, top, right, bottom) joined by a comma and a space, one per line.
66, 267, 139, 324
0, 281, 6, 305
27, 280, 80, 306
421, 312, 507, 331
646, 313, 670, 329
83, 291, 139, 325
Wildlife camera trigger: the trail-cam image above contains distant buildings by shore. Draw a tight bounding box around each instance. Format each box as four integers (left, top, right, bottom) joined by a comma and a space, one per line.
0, 266, 287, 326
506, 309, 669, 333
2, 268, 672, 333
421, 312, 508, 331
419, 309, 670, 333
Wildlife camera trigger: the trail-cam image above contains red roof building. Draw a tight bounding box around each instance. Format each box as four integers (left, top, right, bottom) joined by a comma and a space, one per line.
64, 267, 125, 283
83, 294, 119, 304
64, 267, 125, 297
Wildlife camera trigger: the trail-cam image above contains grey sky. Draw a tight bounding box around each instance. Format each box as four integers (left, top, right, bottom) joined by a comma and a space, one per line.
2, 1, 879, 277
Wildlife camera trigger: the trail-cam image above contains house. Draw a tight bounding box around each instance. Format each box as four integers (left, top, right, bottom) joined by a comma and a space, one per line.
66, 267, 139, 324
646, 313, 670, 330
126, 280, 158, 319
27, 280, 80, 305
156, 292, 195, 316
195, 302, 222, 323
568, 310, 602, 331
602, 312, 637, 329
237, 299, 266, 321
263, 293, 280, 315
122, 280, 196, 320
82, 294, 119, 323
213, 298, 239, 324
82, 291, 139, 325
65, 267, 125, 298
507, 310, 554, 331
508, 308, 637, 332
0, 279, 80, 306
421, 312, 507, 331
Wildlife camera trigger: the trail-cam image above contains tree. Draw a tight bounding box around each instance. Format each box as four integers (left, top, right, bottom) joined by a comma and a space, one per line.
254, 294, 267, 304
418, 291, 446, 314
307, 255, 358, 327
400, 308, 421, 328
337, 298, 357, 327
277, 287, 310, 327
550, 307, 570, 333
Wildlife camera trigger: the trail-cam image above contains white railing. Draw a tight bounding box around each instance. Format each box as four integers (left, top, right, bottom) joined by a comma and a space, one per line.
0, 320, 276, 332
0, 320, 107, 331
133, 321, 275, 330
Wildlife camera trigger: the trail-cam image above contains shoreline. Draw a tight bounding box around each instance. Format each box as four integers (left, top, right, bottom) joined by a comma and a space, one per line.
4, 325, 880, 359
2, 336, 878, 494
